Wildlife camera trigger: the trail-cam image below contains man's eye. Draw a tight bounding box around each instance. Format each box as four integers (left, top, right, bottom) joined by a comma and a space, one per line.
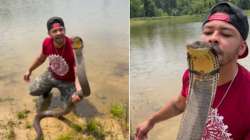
203, 31, 212, 35
222, 33, 232, 37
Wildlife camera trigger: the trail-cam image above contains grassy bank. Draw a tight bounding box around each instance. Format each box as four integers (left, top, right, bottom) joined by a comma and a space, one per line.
0, 97, 128, 140
245, 10, 250, 16
131, 11, 250, 27
130, 15, 202, 27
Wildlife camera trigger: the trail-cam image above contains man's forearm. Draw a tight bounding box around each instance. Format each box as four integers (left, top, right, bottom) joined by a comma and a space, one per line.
148, 96, 185, 125
28, 55, 46, 73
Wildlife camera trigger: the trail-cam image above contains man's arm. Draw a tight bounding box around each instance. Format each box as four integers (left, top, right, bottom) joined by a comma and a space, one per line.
71, 49, 82, 103
135, 94, 186, 140
148, 94, 186, 124
23, 53, 47, 82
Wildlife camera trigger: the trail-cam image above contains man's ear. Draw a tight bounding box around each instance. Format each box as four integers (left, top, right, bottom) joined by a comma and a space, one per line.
239, 41, 247, 56
48, 30, 52, 37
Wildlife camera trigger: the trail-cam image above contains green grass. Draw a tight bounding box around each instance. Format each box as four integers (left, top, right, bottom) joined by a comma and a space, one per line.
55, 130, 86, 140
245, 10, 250, 16
25, 123, 32, 129
71, 124, 83, 132
0, 97, 14, 102
5, 120, 16, 140
110, 104, 129, 138
85, 119, 106, 140
130, 15, 202, 27
17, 109, 30, 119
55, 133, 74, 140
6, 128, 15, 140
110, 104, 125, 119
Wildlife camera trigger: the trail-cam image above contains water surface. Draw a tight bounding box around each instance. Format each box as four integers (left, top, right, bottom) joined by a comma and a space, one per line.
0, 0, 128, 120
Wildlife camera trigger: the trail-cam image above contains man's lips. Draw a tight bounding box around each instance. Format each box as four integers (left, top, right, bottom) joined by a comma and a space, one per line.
55, 35, 64, 40
210, 43, 223, 64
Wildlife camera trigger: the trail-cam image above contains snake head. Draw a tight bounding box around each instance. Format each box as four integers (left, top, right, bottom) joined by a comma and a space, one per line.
187, 41, 220, 76
72, 36, 84, 49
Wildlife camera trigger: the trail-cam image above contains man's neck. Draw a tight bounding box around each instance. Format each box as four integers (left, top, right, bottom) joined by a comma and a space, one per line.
218, 61, 238, 86
54, 40, 65, 48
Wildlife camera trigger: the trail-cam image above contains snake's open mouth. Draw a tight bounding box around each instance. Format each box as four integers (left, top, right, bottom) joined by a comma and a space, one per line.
187, 41, 221, 76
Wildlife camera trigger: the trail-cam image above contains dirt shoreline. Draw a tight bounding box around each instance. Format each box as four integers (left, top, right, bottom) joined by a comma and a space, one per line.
0, 96, 128, 140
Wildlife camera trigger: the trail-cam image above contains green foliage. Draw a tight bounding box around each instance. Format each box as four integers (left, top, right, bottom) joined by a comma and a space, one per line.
6, 128, 15, 140
130, 0, 250, 17
244, 10, 250, 16
110, 104, 125, 119
131, 0, 167, 17
56, 134, 74, 140
0, 97, 14, 102
85, 119, 106, 140
131, 0, 145, 17
6, 120, 16, 140
71, 124, 83, 132
25, 123, 32, 129
237, 0, 250, 9
110, 103, 129, 136
17, 110, 30, 120
55, 131, 85, 140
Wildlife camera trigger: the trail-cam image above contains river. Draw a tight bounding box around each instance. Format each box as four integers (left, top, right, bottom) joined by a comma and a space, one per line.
0, 0, 128, 138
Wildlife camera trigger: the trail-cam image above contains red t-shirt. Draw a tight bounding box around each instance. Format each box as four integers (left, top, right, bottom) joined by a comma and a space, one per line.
42, 36, 75, 82
181, 64, 250, 140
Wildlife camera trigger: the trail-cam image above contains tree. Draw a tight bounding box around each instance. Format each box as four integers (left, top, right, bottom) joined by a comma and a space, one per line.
131, 0, 145, 17
143, 0, 158, 17
237, 0, 250, 9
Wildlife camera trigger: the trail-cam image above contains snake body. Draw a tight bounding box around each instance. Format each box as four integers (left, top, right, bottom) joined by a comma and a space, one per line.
176, 41, 220, 140
33, 37, 90, 140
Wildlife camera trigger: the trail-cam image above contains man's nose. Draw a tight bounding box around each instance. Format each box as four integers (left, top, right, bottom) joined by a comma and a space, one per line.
56, 30, 62, 35
208, 32, 219, 44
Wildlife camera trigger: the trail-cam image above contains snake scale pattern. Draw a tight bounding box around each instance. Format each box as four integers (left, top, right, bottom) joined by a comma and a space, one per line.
177, 41, 220, 140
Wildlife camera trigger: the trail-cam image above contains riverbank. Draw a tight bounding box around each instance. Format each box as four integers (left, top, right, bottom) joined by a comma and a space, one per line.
0, 97, 128, 140
130, 15, 202, 27
131, 10, 250, 26
245, 10, 250, 15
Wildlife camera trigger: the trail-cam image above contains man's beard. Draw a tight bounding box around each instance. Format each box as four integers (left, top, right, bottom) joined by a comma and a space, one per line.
54, 35, 65, 45
219, 48, 239, 66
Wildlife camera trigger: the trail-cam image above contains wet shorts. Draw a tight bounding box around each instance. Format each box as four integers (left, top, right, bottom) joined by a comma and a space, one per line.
29, 70, 76, 102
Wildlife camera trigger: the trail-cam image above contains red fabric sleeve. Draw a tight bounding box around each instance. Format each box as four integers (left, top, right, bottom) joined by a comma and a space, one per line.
42, 37, 51, 56
181, 69, 190, 98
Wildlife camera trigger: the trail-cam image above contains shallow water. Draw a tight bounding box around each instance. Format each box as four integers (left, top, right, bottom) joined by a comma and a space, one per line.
0, 0, 128, 120
130, 17, 250, 139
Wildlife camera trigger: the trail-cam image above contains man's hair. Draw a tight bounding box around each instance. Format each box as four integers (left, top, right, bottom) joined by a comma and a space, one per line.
47, 17, 65, 31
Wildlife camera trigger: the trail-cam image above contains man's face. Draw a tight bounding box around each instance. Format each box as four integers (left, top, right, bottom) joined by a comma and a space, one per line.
48, 26, 65, 45
201, 20, 246, 66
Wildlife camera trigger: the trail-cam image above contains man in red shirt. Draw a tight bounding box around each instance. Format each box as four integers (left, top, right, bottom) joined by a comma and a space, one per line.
135, 2, 250, 140
24, 17, 81, 108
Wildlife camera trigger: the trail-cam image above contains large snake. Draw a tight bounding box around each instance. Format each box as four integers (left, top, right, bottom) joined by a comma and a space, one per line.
176, 41, 221, 140
33, 36, 91, 140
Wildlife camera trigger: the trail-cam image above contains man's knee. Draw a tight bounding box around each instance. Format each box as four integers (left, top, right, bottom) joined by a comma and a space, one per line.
30, 90, 43, 96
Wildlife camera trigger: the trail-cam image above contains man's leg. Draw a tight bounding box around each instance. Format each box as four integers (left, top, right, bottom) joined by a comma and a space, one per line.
56, 81, 76, 110
29, 71, 53, 112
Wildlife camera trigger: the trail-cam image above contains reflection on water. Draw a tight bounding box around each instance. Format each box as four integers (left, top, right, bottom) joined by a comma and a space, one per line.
130, 18, 250, 139
0, 0, 128, 120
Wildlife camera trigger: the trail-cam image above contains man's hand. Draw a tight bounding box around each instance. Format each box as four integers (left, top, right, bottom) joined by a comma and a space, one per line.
71, 94, 81, 103
135, 119, 155, 140
23, 70, 32, 82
